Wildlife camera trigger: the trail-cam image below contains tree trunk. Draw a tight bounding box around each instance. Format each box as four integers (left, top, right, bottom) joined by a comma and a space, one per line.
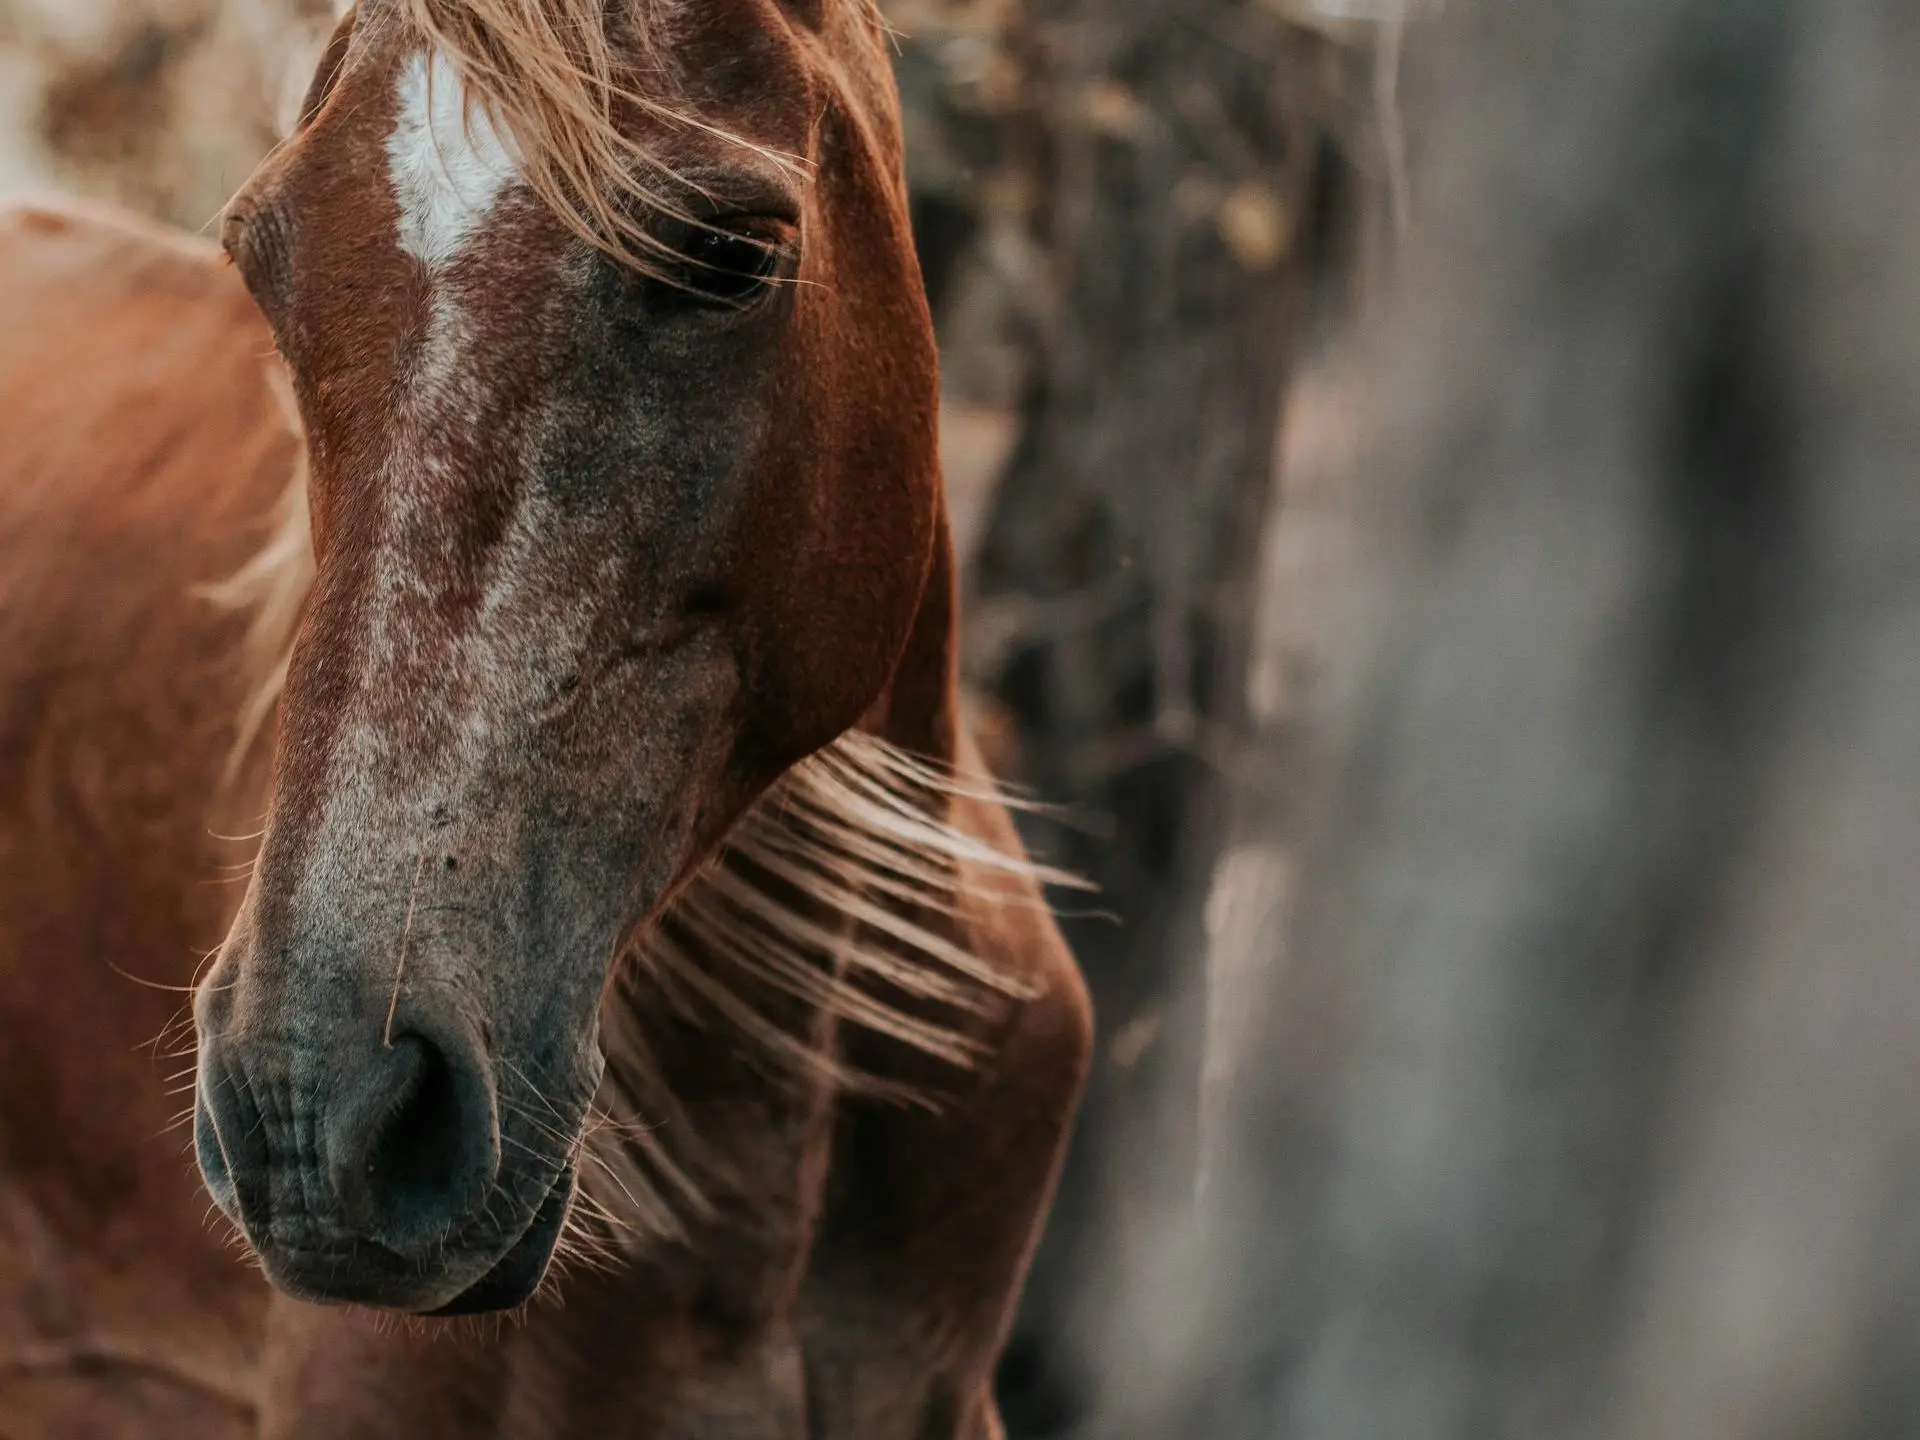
1113, 2, 1920, 1436
966, 6, 1336, 1432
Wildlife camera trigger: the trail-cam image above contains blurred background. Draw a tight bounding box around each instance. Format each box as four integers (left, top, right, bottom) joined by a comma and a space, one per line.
4, 1, 1918, 1437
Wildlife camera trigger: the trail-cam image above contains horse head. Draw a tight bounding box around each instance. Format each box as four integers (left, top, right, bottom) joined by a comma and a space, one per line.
192, 0, 943, 1314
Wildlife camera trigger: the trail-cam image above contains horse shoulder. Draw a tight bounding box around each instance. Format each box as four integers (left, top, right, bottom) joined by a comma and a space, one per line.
799, 727, 1091, 1439
0, 197, 290, 796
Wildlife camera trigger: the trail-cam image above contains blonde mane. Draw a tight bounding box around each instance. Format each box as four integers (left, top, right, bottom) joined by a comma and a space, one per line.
385, 0, 876, 271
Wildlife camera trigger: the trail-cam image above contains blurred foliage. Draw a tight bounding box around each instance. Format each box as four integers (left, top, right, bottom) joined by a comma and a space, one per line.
889, 0, 1054, 404
0, 0, 335, 225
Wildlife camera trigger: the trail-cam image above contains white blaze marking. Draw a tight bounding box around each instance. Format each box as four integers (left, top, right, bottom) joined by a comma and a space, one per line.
387, 49, 519, 270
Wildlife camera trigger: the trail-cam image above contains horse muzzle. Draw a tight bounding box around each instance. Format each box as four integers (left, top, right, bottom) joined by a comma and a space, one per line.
193, 989, 577, 1312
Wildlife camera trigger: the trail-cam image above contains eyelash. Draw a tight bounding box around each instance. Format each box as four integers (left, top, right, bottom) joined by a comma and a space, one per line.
672, 228, 787, 303
630, 217, 797, 313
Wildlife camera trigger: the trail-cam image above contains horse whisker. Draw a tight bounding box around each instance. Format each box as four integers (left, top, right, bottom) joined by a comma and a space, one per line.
381, 845, 430, 1050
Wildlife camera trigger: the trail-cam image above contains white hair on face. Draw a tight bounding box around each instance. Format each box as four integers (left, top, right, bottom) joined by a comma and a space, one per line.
387, 48, 521, 270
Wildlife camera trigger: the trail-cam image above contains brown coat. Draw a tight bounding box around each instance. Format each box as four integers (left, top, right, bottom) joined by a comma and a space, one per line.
0, 189, 1088, 1437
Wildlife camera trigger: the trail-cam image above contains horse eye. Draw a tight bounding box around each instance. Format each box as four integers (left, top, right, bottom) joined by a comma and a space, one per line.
676, 228, 782, 305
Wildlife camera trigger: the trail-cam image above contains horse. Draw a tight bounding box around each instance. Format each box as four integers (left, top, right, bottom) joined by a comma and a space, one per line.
0, 0, 1091, 1433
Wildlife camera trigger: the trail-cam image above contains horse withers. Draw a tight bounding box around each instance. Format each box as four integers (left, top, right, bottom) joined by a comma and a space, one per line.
0, 0, 1089, 1434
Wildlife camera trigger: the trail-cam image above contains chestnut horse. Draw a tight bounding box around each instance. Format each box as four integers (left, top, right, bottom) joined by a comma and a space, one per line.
0, 1, 1089, 1434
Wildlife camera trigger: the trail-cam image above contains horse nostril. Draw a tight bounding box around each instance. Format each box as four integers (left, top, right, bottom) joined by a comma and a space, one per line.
367, 1036, 462, 1208
330, 1028, 499, 1253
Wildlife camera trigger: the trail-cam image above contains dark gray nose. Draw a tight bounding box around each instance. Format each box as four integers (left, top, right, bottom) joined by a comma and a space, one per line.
196, 1008, 501, 1260
325, 1025, 501, 1253
194, 1040, 266, 1227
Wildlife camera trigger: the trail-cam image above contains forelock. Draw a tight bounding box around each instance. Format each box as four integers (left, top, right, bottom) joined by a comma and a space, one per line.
386, 0, 828, 274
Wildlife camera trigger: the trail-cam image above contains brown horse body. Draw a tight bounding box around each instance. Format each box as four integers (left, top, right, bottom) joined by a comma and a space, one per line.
0, 2, 1088, 1432
0, 204, 281, 1438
